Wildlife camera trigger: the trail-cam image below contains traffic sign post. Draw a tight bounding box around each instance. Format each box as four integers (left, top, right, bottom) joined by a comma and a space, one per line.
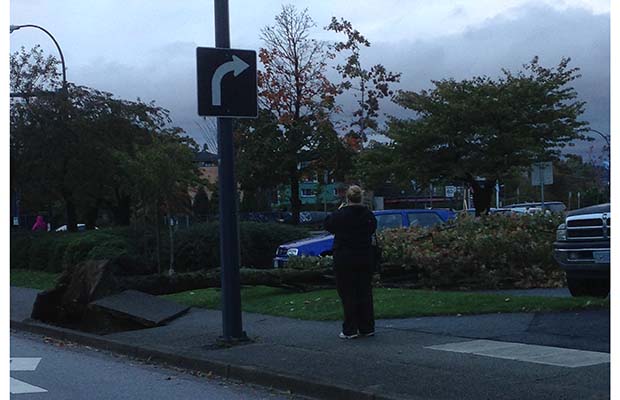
531, 162, 553, 209
199, 0, 255, 342
196, 47, 257, 117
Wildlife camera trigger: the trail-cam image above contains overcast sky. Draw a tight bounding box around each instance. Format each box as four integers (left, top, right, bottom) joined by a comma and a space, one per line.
8, 0, 611, 161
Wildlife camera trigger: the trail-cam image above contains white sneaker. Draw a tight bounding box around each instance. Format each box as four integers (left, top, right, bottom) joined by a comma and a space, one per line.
359, 331, 375, 337
339, 332, 359, 339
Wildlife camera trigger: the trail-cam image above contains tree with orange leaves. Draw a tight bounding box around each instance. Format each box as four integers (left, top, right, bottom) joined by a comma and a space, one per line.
258, 5, 341, 224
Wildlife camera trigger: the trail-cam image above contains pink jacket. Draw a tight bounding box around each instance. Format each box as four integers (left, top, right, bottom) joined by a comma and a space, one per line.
31, 216, 47, 232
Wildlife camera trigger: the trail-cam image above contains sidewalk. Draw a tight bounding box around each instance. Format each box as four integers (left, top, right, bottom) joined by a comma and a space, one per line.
10, 286, 609, 400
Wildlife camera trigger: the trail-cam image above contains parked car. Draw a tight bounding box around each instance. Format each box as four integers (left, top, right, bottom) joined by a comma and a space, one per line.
55, 224, 98, 232
464, 208, 521, 216
553, 203, 609, 297
505, 201, 566, 214
273, 209, 456, 268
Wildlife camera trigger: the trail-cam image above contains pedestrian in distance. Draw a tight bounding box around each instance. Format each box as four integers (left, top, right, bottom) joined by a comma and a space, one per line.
31, 215, 47, 232
324, 185, 377, 339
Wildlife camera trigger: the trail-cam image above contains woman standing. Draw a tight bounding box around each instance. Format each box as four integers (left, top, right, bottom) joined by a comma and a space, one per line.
324, 185, 377, 339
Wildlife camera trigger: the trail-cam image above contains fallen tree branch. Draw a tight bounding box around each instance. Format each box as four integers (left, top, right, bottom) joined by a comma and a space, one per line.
118, 267, 335, 295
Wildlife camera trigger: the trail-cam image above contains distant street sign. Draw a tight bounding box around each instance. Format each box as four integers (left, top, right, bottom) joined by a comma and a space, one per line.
445, 186, 457, 198
531, 162, 553, 186
196, 47, 257, 117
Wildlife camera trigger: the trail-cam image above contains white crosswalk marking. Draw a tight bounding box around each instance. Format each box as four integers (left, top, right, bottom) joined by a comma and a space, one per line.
11, 357, 41, 371
10, 377, 47, 394
10, 357, 47, 394
426, 340, 610, 368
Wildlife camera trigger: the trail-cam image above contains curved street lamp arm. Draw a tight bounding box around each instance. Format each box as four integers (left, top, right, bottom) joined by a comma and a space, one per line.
588, 128, 610, 147
10, 24, 67, 90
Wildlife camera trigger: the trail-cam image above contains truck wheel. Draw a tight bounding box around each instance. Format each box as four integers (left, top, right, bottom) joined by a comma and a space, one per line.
567, 277, 609, 298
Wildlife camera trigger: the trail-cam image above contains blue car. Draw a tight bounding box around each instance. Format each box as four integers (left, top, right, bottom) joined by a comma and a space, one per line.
273, 209, 456, 268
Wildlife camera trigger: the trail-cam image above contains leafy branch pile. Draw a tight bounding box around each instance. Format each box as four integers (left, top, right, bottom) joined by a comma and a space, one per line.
282, 214, 565, 290
380, 213, 565, 290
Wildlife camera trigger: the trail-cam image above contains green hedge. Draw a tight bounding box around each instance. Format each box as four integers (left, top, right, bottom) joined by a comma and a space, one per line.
10, 229, 134, 273
380, 213, 565, 290
11, 222, 311, 274
174, 222, 310, 271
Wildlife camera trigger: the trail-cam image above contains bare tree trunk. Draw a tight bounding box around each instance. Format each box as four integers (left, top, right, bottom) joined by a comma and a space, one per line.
85, 199, 100, 230
155, 202, 161, 274
64, 194, 78, 232
168, 211, 175, 276
290, 169, 301, 225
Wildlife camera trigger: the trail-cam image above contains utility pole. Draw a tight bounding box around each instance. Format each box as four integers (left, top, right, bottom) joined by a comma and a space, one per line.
323, 171, 328, 213
429, 184, 433, 209
214, 0, 245, 341
539, 163, 545, 209
495, 180, 500, 208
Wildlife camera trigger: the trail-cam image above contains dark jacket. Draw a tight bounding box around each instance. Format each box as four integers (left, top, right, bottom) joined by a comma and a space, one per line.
324, 205, 377, 267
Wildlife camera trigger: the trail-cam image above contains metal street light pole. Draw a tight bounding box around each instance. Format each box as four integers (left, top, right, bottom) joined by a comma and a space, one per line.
214, 0, 245, 342
10, 24, 67, 93
11, 24, 74, 231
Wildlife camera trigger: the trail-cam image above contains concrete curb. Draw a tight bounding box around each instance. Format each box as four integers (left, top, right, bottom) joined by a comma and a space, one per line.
11, 319, 402, 400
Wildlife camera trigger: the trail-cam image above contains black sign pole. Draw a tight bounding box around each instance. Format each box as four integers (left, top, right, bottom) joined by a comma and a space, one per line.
214, 0, 245, 341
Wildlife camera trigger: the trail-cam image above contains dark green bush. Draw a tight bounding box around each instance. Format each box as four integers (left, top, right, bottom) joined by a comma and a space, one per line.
12, 222, 311, 274
11, 228, 133, 273
10, 232, 32, 270
380, 213, 565, 290
174, 222, 310, 272
173, 222, 220, 272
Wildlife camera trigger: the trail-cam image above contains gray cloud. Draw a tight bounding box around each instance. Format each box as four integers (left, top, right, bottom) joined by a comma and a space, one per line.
10, 2, 609, 162
363, 5, 609, 159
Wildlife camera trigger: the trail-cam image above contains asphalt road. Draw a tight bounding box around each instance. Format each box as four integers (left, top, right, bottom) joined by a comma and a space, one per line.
10, 331, 299, 400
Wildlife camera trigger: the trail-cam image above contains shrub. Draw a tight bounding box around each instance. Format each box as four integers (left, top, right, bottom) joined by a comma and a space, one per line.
287, 255, 334, 270
174, 222, 310, 272
11, 222, 310, 275
10, 228, 133, 273
380, 213, 565, 290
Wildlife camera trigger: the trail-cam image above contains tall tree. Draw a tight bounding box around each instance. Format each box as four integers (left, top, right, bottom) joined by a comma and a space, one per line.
234, 111, 286, 211
11, 46, 199, 232
326, 17, 401, 149
388, 57, 588, 215
258, 5, 339, 224
354, 141, 404, 193
192, 186, 211, 220
125, 133, 198, 272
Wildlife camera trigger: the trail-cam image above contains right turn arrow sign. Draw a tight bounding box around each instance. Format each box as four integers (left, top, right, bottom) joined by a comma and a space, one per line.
211, 55, 250, 106
196, 47, 257, 118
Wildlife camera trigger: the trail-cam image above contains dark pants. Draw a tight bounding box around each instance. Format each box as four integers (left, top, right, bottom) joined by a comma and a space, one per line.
335, 264, 375, 335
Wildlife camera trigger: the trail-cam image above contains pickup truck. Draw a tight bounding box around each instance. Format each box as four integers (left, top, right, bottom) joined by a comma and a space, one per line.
273, 209, 455, 268
553, 203, 610, 297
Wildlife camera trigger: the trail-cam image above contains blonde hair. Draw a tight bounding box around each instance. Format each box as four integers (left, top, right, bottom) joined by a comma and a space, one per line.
346, 185, 363, 204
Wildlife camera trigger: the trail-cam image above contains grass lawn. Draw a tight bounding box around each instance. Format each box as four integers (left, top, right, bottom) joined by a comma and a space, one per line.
10, 269, 59, 291
11, 270, 608, 320
163, 285, 609, 320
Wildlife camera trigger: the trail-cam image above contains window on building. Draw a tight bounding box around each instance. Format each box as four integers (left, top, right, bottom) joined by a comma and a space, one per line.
301, 188, 315, 197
